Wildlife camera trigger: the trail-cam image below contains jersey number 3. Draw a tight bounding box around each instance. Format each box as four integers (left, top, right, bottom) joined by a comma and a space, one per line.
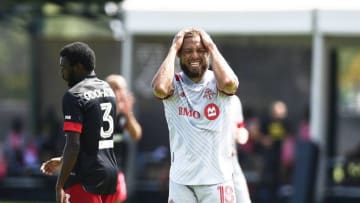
100, 102, 114, 138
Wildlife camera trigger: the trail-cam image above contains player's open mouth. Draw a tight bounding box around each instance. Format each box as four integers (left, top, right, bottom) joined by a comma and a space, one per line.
190, 62, 200, 67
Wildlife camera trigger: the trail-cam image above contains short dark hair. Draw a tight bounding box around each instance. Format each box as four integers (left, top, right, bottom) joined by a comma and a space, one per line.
183, 29, 201, 40
60, 42, 96, 71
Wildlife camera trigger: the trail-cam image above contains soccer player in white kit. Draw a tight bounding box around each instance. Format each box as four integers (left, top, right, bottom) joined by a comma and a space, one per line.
229, 95, 252, 203
152, 27, 239, 203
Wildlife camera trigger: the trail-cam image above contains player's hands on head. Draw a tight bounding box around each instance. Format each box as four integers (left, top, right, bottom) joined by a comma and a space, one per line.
172, 27, 192, 52
40, 157, 62, 176
195, 28, 215, 51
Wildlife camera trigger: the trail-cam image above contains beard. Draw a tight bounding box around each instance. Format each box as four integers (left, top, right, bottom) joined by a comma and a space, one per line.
180, 61, 208, 79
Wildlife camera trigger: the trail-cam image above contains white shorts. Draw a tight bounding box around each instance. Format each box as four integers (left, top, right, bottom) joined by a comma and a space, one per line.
168, 179, 236, 203
233, 157, 252, 203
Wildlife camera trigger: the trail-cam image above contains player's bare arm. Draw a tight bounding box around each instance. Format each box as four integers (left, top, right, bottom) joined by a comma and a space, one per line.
125, 113, 142, 141
56, 132, 80, 203
152, 28, 190, 99
198, 28, 239, 94
121, 92, 142, 141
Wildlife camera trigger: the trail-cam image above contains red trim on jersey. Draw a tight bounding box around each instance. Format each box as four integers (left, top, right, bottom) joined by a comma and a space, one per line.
237, 122, 245, 128
175, 73, 181, 81
63, 121, 82, 133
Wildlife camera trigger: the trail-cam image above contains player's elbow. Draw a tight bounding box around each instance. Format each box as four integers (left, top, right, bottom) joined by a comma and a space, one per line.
134, 130, 142, 142
132, 125, 142, 142
152, 84, 172, 99
218, 78, 238, 94
65, 141, 80, 157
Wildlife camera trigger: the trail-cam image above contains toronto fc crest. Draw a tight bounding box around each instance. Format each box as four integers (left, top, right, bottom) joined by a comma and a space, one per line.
203, 88, 216, 100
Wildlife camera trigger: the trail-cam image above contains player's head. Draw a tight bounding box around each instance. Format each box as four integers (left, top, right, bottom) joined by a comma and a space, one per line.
59, 42, 96, 86
106, 74, 127, 91
178, 29, 210, 81
270, 100, 288, 119
105, 74, 128, 110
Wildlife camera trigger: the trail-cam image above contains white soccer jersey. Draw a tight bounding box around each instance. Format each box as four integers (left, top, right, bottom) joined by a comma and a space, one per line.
229, 95, 244, 128
230, 95, 252, 203
163, 70, 234, 185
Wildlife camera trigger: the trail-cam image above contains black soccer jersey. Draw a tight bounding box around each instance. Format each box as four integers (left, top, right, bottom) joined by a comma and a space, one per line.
62, 75, 118, 195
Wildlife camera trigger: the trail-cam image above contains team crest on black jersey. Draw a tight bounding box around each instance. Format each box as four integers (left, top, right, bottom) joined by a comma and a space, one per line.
203, 88, 216, 100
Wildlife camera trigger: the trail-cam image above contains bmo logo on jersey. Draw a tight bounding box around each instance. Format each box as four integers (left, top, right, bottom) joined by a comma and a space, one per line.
178, 103, 220, 120
178, 107, 201, 119
204, 103, 220, 120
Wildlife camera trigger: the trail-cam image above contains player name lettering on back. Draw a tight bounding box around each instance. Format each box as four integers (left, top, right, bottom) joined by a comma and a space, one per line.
83, 87, 114, 100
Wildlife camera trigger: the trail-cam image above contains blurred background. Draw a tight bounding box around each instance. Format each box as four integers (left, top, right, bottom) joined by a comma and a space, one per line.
1, 0, 360, 202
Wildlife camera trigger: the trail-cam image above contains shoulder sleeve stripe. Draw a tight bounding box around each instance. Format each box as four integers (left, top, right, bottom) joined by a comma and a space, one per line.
175, 73, 181, 81
237, 122, 245, 128
63, 121, 82, 134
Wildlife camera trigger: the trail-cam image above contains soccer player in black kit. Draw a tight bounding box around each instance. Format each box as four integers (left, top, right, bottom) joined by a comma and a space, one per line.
42, 42, 119, 203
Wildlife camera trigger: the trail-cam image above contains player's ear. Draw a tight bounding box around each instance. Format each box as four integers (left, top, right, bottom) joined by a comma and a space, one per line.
72, 63, 79, 72
76, 63, 87, 73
